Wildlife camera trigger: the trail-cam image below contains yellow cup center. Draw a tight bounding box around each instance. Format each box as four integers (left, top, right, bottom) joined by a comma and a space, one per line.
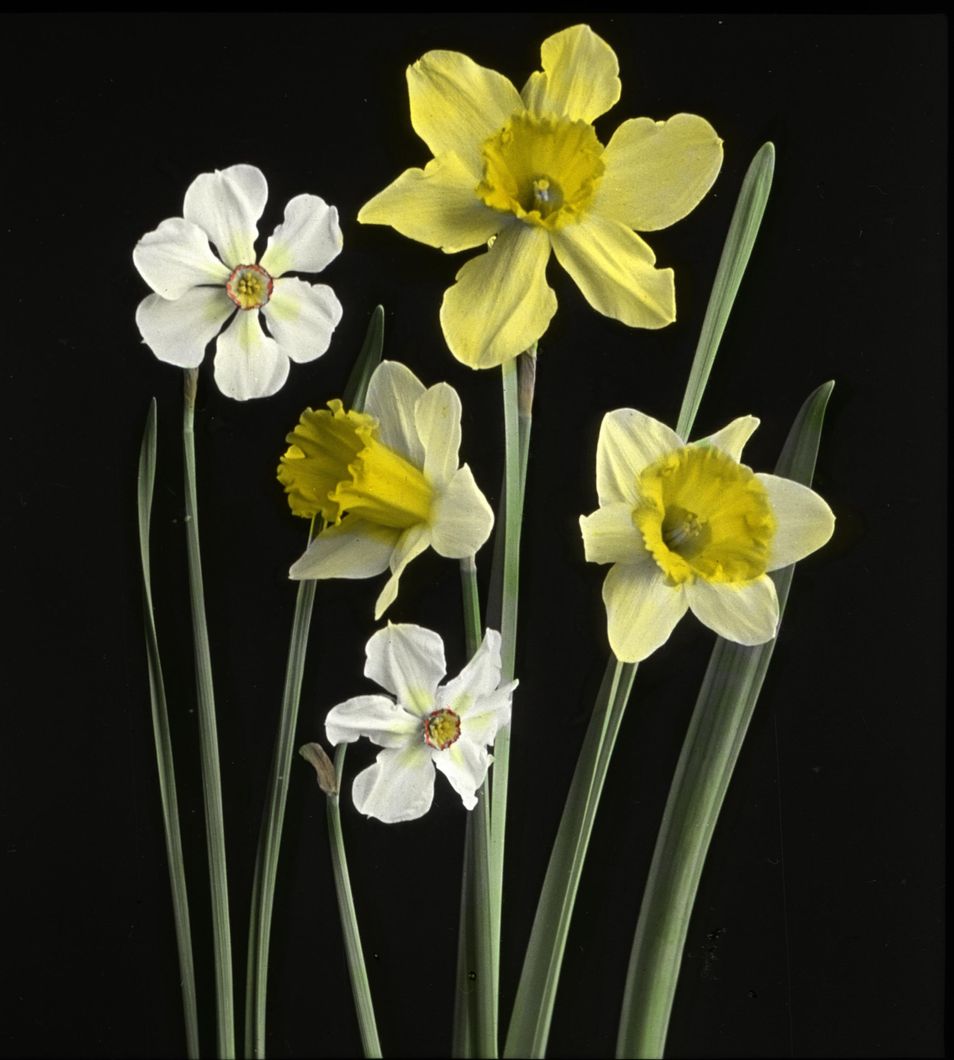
424, 708, 461, 751
477, 111, 605, 229
632, 446, 776, 585
226, 263, 273, 310
277, 400, 434, 528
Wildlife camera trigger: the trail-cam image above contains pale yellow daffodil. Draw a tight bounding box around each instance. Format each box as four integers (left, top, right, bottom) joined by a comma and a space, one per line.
580, 409, 835, 663
359, 24, 723, 369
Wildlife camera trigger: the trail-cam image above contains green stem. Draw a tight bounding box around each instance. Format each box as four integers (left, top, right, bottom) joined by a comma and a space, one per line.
137, 399, 200, 1059
245, 577, 317, 1059
183, 367, 235, 1059
327, 745, 382, 1058
503, 660, 637, 1057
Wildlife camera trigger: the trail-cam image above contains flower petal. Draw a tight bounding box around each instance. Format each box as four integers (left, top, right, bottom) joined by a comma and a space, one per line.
597, 115, 723, 232
757, 474, 836, 571
289, 518, 398, 581
579, 502, 644, 565
259, 193, 343, 277
213, 310, 288, 400
133, 217, 230, 299
458, 682, 516, 746
374, 523, 432, 620
441, 224, 556, 369
602, 560, 689, 663
351, 744, 436, 823
596, 408, 683, 506
432, 738, 490, 811
358, 155, 502, 252
438, 629, 503, 711
694, 416, 760, 462
364, 361, 427, 466
522, 25, 620, 123
325, 694, 419, 748
430, 465, 494, 559
551, 213, 675, 328
685, 575, 779, 645
135, 288, 233, 369
183, 163, 268, 268
407, 50, 523, 177
364, 623, 446, 714
262, 277, 342, 364
415, 382, 462, 486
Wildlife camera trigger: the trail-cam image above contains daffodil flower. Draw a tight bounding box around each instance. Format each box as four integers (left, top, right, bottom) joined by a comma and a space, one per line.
134, 164, 343, 400
359, 24, 722, 369
280, 361, 493, 618
580, 410, 835, 663
325, 624, 516, 823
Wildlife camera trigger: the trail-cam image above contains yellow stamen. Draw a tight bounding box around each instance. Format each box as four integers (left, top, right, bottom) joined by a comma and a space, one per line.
424, 708, 461, 750
633, 446, 776, 585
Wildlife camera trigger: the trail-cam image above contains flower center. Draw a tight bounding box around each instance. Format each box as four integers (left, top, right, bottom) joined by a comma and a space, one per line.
423, 708, 461, 751
632, 446, 776, 585
277, 399, 434, 528
477, 111, 605, 229
226, 263, 273, 310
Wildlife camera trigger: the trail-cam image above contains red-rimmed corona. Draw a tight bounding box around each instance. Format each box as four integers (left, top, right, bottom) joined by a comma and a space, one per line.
424, 708, 461, 750
225, 263, 274, 310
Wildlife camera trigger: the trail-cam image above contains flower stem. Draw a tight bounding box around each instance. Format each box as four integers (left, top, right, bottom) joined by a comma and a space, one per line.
245, 577, 317, 1059
138, 398, 200, 1060
183, 367, 235, 1059
504, 659, 637, 1058
326, 745, 382, 1058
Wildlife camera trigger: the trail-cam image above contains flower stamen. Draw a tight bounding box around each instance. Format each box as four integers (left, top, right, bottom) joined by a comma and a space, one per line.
423, 708, 461, 750
226, 263, 273, 310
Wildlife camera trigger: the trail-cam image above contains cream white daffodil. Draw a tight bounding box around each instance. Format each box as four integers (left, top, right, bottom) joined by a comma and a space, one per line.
280, 361, 493, 618
580, 409, 835, 663
133, 164, 343, 400
325, 624, 516, 824
359, 24, 722, 369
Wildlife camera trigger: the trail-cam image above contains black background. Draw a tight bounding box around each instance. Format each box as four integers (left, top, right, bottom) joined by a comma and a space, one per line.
3, 13, 946, 1059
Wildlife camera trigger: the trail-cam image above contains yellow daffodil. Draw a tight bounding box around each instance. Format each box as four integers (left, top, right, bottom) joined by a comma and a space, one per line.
580, 409, 835, 663
359, 24, 723, 369
279, 361, 493, 617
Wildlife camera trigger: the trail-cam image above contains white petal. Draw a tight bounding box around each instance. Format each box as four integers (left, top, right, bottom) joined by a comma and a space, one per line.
457, 682, 516, 746
364, 361, 427, 465
429, 465, 494, 559
685, 575, 779, 646
364, 623, 445, 715
262, 277, 342, 364
133, 217, 230, 299
602, 560, 688, 663
373, 524, 432, 619
438, 629, 503, 710
758, 474, 836, 571
351, 744, 436, 823
579, 502, 644, 565
213, 310, 288, 400
596, 409, 683, 506
693, 416, 760, 462
324, 694, 419, 749
183, 163, 268, 268
415, 382, 462, 487
135, 288, 232, 369
260, 193, 343, 277
432, 738, 490, 810
288, 518, 399, 581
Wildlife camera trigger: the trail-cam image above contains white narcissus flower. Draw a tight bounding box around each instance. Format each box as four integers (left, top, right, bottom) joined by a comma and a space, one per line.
325, 624, 517, 823
133, 164, 343, 400
580, 410, 836, 663
280, 361, 493, 618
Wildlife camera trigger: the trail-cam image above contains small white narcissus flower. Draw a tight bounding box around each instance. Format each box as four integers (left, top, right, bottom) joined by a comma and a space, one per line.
325, 624, 516, 824
580, 410, 836, 663
133, 164, 343, 400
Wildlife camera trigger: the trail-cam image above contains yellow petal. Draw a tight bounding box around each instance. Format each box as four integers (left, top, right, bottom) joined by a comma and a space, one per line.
597, 114, 723, 232
522, 25, 621, 123
550, 214, 674, 328
440, 224, 557, 369
358, 154, 501, 252
407, 50, 523, 177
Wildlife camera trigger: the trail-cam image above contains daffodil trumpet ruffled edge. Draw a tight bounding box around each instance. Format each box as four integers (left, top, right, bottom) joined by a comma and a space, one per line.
358, 24, 723, 369
580, 409, 835, 663
281, 361, 494, 619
